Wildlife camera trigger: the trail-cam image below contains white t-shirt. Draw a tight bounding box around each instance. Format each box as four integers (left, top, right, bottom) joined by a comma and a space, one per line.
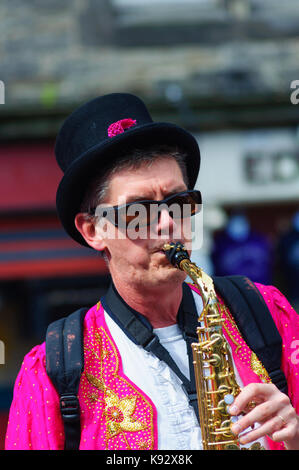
104, 290, 268, 450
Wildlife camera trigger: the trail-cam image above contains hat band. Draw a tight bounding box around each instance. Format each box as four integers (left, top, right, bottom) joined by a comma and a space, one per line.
108, 118, 137, 138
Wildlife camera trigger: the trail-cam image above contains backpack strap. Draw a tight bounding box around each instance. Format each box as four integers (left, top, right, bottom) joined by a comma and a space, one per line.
212, 275, 288, 395
45, 307, 88, 450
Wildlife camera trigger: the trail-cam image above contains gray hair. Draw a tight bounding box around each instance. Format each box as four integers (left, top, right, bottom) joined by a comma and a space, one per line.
79, 145, 189, 214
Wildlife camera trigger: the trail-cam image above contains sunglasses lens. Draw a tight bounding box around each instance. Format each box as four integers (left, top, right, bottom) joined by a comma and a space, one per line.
109, 190, 201, 228
118, 203, 155, 228
164, 191, 200, 218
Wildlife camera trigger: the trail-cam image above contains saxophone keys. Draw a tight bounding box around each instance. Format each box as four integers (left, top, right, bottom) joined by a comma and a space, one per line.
248, 442, 265, 450
230, 415, 239, 424
206, 353, 221, 367
203, 373, 215, 381
221, 423, 235, 436
224, 443, 240, 450
216, 399, 230, 415
211, 420, 235, 438
223, 394, 235, 405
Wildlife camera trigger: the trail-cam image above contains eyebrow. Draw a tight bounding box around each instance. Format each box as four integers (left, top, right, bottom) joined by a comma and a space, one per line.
124, 187, 187, 204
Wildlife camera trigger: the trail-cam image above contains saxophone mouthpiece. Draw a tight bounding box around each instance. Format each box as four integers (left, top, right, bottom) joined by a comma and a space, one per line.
162, 242, 190, 269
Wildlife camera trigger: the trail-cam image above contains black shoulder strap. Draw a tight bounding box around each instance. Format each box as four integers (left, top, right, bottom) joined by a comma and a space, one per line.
212, 275, 288, 395
45, 307, 88, 450
103, 282, 200, 420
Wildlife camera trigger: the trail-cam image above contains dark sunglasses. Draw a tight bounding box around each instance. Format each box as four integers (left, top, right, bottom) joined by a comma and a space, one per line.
90, 190, 202, 228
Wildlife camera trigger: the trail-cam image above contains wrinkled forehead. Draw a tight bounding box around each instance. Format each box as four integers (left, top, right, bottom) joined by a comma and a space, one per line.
104, 156, 186, 205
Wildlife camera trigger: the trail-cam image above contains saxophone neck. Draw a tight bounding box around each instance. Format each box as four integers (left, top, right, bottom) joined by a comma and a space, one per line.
181, 259, 217, 308
162, 242, 217, 308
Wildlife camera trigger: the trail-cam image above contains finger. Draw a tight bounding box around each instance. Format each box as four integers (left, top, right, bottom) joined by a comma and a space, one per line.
231, 401, 281, 435
271, 419, 298, 444
237, 415, 284, 445
229, 383, 277, 415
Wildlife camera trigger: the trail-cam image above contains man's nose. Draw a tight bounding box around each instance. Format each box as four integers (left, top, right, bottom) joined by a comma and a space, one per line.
156, 208, 179, 236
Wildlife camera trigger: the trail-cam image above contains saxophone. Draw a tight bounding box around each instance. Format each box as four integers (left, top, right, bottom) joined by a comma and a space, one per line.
162, 242, 264, 450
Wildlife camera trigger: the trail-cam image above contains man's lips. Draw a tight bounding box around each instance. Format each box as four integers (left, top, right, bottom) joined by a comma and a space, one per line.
150, 249, 165, 255
149, 247, 167, 256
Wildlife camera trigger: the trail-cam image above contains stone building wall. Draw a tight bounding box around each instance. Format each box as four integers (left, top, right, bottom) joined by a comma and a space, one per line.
0, 0, 298, 138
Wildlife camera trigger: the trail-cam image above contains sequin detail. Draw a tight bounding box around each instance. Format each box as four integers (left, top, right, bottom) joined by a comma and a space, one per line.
250, 352, 271, 383
188, 283, 271, 383
80, 317, 155, 450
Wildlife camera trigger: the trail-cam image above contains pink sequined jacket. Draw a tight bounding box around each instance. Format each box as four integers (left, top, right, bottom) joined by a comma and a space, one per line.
5, 284, 299, 450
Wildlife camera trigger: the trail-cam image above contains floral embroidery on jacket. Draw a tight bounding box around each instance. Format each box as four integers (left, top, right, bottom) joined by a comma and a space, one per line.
80, 313, 155, 450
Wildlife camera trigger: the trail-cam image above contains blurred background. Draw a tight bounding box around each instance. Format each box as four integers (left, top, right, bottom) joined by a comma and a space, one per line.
0, 0, 299, 449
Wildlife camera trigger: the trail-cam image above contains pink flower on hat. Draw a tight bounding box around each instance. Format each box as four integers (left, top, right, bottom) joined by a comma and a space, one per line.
107, 118, 137, 138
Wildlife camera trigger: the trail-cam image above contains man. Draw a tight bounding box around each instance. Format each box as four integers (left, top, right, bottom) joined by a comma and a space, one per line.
5, 93, 299, 450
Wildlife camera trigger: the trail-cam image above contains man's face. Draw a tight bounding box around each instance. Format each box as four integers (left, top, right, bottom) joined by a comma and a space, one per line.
95, 156, 192, 290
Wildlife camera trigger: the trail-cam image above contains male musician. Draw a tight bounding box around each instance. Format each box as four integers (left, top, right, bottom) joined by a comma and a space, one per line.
5, 93, 299, 450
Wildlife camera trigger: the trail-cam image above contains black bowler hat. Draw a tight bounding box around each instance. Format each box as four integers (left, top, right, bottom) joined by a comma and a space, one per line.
55, 92, 201, 247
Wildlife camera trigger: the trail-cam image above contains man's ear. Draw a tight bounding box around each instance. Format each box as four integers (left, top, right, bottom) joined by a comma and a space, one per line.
74, 213, 106, 251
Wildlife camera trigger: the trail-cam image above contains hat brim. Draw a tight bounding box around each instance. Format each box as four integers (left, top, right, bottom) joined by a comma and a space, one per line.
56, 121, 200, 247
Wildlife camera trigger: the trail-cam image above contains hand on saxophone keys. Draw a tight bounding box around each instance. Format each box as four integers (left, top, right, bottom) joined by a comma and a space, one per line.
228, 383, 299, 449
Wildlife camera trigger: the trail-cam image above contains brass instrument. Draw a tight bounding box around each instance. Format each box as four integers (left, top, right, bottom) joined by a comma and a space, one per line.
163, 242, 263, 450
